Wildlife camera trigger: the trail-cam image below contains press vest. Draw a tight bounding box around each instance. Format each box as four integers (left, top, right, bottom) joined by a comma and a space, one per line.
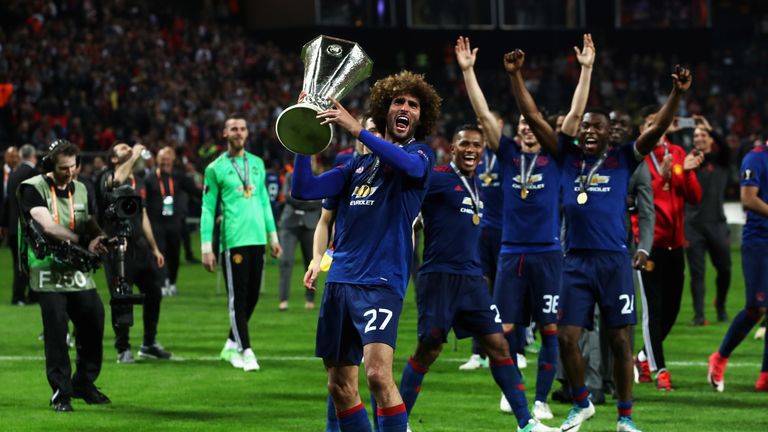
22, 175, 97, 293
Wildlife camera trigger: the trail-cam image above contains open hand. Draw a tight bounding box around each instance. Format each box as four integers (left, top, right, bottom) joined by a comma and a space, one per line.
316, 97, 362, 136
575, 33, 595, 68
454, 36, 477, 72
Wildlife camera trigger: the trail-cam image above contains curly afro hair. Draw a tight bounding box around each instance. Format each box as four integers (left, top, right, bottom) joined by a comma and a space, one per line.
369, 70, 442, 141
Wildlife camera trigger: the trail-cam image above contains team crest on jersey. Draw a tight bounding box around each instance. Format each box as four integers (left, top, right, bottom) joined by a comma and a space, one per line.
355, 166, 365, 174
232, 254, 243, 264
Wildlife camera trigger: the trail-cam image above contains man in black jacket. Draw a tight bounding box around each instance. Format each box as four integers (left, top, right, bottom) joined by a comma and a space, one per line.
1, 144, 38, 304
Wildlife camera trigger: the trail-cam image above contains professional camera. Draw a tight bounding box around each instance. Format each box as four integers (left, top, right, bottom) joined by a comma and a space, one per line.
103, 185, 145, 324
25, 219, 102, 273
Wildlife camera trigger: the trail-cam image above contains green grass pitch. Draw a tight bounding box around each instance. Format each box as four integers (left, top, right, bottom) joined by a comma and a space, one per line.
0, 236, 765, 431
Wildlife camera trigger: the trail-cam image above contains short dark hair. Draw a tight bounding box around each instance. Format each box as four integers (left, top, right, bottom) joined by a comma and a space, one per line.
638, 105, 659, 121
224, 112, 247, 126
452, 124, 483, 142
583, 106, 611, 122
48, 139, 79, 166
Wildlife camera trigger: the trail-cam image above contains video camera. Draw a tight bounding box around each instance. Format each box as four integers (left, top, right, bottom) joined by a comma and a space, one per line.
103, 185, 145, 324
25, 219, 102, 273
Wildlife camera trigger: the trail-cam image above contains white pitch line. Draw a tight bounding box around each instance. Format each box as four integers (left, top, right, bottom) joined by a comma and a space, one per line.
0, 355, 761, 368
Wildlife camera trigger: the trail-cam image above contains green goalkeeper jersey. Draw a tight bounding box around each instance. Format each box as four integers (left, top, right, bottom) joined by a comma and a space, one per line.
200, 151, 276, 252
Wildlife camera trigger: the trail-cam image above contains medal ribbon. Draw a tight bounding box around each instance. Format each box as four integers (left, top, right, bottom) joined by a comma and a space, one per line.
50, 185, 75, 230
483, 151, 497, 175
649, 141, 669, 176
156, 169, 175, 197
229, 156, 250, 193
450, 161, 480, 216
579, 152, 609, 194
519, 152, 539, 191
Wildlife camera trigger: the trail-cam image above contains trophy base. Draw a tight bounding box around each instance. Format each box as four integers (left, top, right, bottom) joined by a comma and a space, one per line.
276, 103, 333, 155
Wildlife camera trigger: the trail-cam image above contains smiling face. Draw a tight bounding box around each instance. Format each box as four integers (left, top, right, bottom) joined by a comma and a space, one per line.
451, 129, 484, 175
386, 93, 421, 144
517, 116, 540, 152
609, 110, 632, 145
157, 147, 176, 174
693, 126, 713, 153
578, 112, 611, 155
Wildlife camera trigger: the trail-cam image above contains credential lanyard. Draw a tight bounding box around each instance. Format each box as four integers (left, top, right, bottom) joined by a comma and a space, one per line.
156, 169, 175, 197
579, 152, 608, 193
50, 185, 75, 230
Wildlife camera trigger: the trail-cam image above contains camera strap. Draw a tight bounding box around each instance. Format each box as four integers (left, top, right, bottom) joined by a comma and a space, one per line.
49, 184, 75, 230
156, 169, 174, 197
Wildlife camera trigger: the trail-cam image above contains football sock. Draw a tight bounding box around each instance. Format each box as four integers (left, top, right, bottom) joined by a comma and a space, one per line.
399, 357, 428, 415
535, 329, 558, 403
491, 357, 531, 428
617, 400, 633, 420
719, 309, 760, 358
326, 395, 340, 432
376, 403, 408, 432
571, 385, 590, 409
337, 403, 372, 432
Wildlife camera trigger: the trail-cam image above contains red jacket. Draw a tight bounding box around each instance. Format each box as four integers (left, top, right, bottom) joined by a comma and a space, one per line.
646, 140, 702, 249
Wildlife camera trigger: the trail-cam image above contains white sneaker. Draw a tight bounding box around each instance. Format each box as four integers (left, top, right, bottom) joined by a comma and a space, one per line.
532, 400, 554, 420
517, 418, 560, 432
500, 393, 512, 413
229, 350, 244, 368
517, 353, 527, 369
242, 349, 260, 371
560, 401, 595, 432
406, 424, 412, 432
617, 417, 643, 432
458, 354, 488, 370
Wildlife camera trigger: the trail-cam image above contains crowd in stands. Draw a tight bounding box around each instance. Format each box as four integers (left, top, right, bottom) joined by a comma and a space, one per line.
1, 0, 766, 198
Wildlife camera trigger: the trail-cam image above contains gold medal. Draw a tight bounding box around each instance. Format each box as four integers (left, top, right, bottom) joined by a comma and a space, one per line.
482, 174, 492, 185
577, 192, 588, 205
521, 188, 529, 199
662, 182, 670, 191
472, 214, 481, 226
243, 187, 253, 198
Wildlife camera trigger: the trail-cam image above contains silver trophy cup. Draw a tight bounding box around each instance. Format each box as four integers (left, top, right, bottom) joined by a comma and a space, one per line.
276, 35, 373, 155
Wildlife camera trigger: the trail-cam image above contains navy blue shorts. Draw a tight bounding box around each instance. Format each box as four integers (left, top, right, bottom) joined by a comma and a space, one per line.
479, 227, 502, 281
494, 251, 562, 326
559, 251, 637, 330
742, 244, 768, 308
315, 283, 403, 364
416, 272, 502, 345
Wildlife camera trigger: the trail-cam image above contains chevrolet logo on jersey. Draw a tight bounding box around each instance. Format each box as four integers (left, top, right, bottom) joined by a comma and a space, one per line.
512, 173, 544, 190
461, 197, 485, 209
573, 174, 612, 192
350, 185, 379, 206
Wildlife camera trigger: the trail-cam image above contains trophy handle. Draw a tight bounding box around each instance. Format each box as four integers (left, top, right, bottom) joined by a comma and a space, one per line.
276, 103, 334, 155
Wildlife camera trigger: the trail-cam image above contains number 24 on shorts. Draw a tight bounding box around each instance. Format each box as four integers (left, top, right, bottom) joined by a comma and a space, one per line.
364, 308, 393, 333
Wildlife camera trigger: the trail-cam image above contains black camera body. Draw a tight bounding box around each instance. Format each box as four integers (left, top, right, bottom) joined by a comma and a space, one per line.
25, 219, 102, 273
102, 184, 145, 325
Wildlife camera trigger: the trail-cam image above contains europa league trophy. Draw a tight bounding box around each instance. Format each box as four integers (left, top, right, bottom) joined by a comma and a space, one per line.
276, 35, 373, 155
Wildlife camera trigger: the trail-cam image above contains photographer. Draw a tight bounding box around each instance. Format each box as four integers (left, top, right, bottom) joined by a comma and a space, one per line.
145, 146, 201, 296
98, 142, 170, 363
17, 140, 109, 411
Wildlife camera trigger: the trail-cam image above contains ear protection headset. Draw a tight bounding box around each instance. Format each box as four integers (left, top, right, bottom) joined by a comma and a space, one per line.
42, 139, 81, 172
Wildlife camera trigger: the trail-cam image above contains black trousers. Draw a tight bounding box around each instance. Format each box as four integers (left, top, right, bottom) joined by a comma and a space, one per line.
105, 256, 163, 351
9, 234, 32, 304
639, 247, 685, 371
222, 245, 265, 350
278, 225, 315, 302
685, 222, 731, 319
154, 222, 181, 285
38, 289, 104, 397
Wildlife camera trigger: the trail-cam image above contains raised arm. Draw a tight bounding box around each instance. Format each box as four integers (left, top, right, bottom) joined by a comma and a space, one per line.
108, 144, 145, 188
635, 66, 692, 156
291, 154, 346, 200
455, 36, 501, 151
505, 49, 558, 154
317, 98, 430, 178
561, 34, 596, 136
